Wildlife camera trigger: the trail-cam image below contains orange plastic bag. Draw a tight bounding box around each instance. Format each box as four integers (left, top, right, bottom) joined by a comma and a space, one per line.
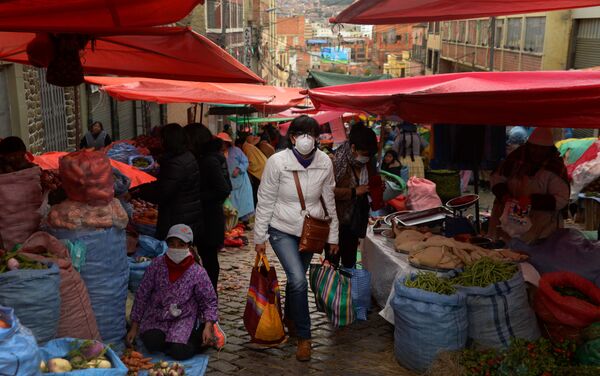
59, 150, 114, 206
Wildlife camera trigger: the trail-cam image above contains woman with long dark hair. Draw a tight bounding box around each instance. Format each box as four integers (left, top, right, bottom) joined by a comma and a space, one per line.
184, 123, 232, 291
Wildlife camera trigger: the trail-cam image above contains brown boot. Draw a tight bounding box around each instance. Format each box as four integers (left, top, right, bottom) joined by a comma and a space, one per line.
296, 339, 312, 362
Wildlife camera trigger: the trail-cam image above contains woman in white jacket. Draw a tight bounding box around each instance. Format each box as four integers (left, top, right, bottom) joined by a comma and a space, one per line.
254, 116, 339, 362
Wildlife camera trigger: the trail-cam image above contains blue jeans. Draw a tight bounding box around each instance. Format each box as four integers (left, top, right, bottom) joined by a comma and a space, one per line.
268, 226, 313, 339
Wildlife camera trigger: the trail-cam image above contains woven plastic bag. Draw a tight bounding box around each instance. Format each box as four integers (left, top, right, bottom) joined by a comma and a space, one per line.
0, 261, 61, 343
21, 232, 100, 340
0, 166, 43, 250
244, 254, 285, 345
0, 306, 42, 376
309, 262, 355, 328
341, 267, 371, 321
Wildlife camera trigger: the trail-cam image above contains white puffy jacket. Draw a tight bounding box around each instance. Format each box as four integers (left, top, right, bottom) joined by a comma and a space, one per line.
254, 148, 339, 245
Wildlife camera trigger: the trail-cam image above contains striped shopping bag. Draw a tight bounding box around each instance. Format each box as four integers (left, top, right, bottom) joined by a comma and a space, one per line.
309, 262, 355, 328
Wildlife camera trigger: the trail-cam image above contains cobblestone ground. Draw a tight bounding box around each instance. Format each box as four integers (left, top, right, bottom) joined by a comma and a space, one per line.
205, 243, 416, 376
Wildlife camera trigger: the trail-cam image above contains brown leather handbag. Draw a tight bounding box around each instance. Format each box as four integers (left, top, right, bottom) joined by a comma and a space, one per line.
293, 171, 331, 253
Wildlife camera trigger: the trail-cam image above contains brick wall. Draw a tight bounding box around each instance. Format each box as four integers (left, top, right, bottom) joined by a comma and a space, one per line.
521, 54, 542, 71
23, 66, 44, 154
502, 51, 520, 71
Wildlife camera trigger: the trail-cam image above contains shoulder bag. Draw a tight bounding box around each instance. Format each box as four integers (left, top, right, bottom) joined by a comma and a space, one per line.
292, 171, 331, 253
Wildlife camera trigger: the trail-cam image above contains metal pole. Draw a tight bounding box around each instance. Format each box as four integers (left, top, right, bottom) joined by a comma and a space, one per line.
489, 17, 496, 71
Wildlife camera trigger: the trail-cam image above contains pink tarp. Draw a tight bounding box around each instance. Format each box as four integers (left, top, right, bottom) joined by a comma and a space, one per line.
86, 76, 306, 113
306, 70, 600, 128
332, 0, 600, 24
0, 0, 203, 33
277, 110, 356, 136
0, 27, 264, 84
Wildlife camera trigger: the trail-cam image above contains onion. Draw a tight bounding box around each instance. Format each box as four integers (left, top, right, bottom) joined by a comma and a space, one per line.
7, 258, 19, 270
80, 341, 105, 360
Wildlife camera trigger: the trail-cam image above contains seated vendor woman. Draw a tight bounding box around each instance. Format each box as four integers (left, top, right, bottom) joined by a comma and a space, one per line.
126, 224, 224, 360
488, 128, 570, 246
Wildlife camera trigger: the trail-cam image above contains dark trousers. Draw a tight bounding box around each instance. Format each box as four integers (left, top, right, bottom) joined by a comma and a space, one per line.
141, 327, 204, 361
249, 174, 260, 207
197, 244, 220, 293
327, 224, 360, 269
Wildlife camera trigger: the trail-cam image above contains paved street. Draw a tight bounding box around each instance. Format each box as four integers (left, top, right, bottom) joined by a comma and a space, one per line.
205, 243, 415, 376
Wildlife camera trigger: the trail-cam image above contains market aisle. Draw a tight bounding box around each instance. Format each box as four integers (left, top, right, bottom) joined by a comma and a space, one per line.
204, 241, 415, 376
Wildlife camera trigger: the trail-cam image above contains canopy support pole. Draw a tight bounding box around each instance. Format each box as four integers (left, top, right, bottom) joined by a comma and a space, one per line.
489, 17, 496, 72
199, 103, 204, 123
473, 166, 481, 234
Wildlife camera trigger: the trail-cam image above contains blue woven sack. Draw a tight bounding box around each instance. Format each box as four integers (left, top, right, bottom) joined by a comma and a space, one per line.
0, 306, 42, 376
341, 267, 371, 321
0, 262, 61, 343
50, 227, 129, 345
106, 143, 138, 164
392, 275, 468, 373
40, 338, 127, 376
128, 236, 167, 293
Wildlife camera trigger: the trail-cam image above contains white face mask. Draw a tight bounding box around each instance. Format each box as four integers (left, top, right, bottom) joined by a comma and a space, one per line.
166, 247, 190, 264
356, 155, 370, 164
294, 134, 315, 155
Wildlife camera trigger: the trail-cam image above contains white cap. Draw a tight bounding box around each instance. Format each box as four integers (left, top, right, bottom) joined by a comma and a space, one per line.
527, 128, 554, 147
166, 224, 193, 244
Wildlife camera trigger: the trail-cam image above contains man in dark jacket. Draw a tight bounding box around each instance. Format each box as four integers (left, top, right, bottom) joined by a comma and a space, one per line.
136, 124, 204, 243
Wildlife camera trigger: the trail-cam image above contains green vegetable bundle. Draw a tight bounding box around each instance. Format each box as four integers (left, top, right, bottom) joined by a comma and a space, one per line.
450, 257, 518, 288
405, 272, 457, 295
0, 251, 48, 273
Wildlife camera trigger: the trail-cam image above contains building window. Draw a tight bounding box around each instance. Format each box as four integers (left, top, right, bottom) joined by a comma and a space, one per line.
524, 17, 545, 53
494, 19, 504, 48
386, 29, 397, 44
458, 21, 466, 43
229, 0, 243, 29
506, 18, 522, 50
478, 19, 489, 46
427, 49, 433, 69
206, 0, 222, 30
467, 21, 477, 44
428, 22, 435, 33
442, 22, 449, 41
433, 50, 439, 73
434, 22, 441, 34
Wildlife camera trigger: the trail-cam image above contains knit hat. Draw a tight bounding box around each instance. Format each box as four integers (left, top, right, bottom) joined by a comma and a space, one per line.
527, 128, 554, 147
166, 224, 194, 244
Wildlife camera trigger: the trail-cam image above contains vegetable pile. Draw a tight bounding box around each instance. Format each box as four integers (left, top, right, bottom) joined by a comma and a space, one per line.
59, 150, 115, 206
41, 340, 112, 373
41, 170, 61, 191
0, 250, 48, 273
132, 135, 163, 159
148, 361, 185, 376
132, 199, 158, 226
120, 350, 154, 376
405, 272, 457, 295
48, 198, 129, 230
450, 258, 518, 288
132, 157, 151, 168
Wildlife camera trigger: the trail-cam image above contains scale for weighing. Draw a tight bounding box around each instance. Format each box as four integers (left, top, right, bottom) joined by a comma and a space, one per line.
385, 194, 480, 232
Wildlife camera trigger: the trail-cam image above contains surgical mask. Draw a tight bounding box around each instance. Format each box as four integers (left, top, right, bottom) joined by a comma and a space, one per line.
294, 135, 315, 155
166, 247, 190, 264
355, 155, 370, 164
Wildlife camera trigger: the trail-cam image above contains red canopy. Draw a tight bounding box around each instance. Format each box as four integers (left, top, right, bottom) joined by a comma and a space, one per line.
333, 0, 600, 24
33, 152, 156, 188
0, 27, 264, 84
86, 76, 306, 113
0, 0, 202, 33
306, 70, 600, 128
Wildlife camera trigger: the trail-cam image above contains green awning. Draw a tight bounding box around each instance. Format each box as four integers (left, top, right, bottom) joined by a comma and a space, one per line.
306, 70, 392, 89
228, 116, 294, 124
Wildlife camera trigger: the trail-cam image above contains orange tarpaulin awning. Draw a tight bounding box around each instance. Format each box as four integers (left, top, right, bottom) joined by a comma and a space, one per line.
0, 27, 264, 84
332, 0, 600, 24
306, 70, 600, 128
33, 152, 156, 188
0, 0, 203, 33
86, 76, 306, 113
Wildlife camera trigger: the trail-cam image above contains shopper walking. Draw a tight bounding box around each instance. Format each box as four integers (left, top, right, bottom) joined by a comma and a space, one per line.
218, 132, 255, 223
254, 115, 339, 362
393, 121, 428, 178
331, 124, 378, 268
185, 124, 232, 291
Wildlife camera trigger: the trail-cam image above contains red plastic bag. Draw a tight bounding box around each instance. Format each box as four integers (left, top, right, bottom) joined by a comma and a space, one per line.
369, 175, 385, 211
535, 272, 600, 329
59, 150, 114, 206
243, 254, 285, 345
388, 195, 407, 212
406, 177, 442, 211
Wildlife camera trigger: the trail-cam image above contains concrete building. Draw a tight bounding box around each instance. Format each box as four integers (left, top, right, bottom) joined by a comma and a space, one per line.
372, 24, 415, 72
438, 11, 572, 73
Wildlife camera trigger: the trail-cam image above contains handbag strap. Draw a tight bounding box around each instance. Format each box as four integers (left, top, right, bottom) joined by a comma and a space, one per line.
292, 171, 329, 217
254, 253, 271, 271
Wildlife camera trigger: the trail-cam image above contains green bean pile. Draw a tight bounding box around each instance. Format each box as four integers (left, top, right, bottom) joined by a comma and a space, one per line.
405, 272, 457, 295
450, 257, 518, 288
